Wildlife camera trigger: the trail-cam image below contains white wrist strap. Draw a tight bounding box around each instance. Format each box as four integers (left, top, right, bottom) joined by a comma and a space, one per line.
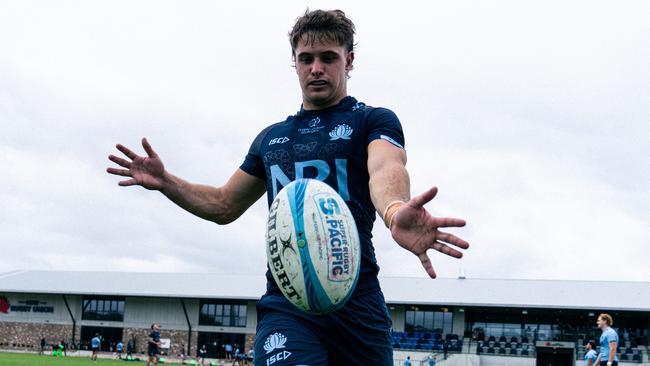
383, 200, 405, 228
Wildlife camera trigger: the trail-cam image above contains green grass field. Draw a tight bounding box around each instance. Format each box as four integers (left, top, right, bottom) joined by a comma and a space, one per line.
0, 352, 146, 366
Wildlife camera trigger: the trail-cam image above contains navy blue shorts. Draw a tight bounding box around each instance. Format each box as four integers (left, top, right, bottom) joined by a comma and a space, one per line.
254, 290, 392, 366
147, 347, 160, 357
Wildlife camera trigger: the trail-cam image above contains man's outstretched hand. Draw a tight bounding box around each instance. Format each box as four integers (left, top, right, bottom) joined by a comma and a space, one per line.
107, 138, 165, 190
390, 186, 469, 278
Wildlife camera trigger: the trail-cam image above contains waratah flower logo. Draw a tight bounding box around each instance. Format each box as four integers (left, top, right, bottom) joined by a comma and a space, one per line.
263, 332, 287, 354
329, 124, 353, 140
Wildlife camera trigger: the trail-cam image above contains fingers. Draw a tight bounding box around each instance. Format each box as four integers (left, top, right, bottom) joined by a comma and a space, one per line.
108, 155, 131, 168
106, 167, 132, 177
142, 138, 158, 159
436, 231, 470, 249
418, 253, 437, 279
118, 179, 138, 187
409, 186, 438, 208
431, 216, 466, 229
431, 241, 464, 258
116, 144, 138, 160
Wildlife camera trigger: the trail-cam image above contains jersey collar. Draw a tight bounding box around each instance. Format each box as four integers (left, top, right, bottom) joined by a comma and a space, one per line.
297, 96, 358, 117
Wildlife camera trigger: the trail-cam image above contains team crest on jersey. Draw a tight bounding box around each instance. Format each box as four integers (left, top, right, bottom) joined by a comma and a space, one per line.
264, 333, 287, 354
308, 117, 321, 127
329, 124, 353, 140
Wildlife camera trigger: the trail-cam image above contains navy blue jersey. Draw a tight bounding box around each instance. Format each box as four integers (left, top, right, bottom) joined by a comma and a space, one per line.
240, 96, 405, 297
148, 331, 160, 351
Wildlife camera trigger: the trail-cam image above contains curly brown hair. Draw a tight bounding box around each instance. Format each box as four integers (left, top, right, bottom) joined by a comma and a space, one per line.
289, 9, 356, 55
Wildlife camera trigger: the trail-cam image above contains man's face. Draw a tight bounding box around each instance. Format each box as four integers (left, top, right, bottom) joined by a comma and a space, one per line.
294, 36, 354, 110
153, 324, 160, 331
596, 317, 606, 329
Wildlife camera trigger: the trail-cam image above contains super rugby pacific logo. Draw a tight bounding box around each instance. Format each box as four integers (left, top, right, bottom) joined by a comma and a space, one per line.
318, 197, 352, 281
267, 199, 302, 302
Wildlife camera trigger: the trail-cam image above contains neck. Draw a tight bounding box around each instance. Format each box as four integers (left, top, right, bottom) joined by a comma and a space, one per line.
302, 93, 348, 111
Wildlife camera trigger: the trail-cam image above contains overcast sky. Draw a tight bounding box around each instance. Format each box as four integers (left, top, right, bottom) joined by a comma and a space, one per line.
1, 1, 648, 284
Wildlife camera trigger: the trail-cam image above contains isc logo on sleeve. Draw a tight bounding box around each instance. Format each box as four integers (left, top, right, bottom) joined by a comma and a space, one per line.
269, 137, 290, 145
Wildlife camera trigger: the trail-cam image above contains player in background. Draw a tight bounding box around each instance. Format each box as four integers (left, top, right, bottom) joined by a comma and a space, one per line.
594, 314, 619, 366
146, 323, 162, 366
116, 340, 124, 359
108, 9, 469, 365
90, 333, 100, 362
585, 340, 598, 366
197, 344, 207, 365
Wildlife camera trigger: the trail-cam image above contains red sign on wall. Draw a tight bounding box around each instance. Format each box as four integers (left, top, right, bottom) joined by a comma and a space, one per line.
0, 296, 10, 314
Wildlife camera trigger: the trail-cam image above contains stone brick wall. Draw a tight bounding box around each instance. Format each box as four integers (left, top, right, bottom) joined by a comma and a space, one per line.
245, 333, 256, 354
0, 321, 76, 350
123, 327, 197, 356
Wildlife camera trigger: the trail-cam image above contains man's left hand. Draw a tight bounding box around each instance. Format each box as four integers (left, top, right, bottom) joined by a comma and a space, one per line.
390, 186, 469, 278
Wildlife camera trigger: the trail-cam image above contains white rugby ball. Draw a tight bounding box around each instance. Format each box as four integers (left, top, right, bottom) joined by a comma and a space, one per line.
266, 179, 360, 314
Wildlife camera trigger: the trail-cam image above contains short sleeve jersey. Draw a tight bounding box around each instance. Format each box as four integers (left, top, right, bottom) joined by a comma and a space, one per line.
599, 327, 618, 361
91, 337, 100, 349
148, 331, 160, 351
584, 349, 597, 365
240, 96, 405, 296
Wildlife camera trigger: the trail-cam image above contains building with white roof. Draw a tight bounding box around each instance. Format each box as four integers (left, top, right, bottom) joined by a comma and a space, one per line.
1, 270, 648, 364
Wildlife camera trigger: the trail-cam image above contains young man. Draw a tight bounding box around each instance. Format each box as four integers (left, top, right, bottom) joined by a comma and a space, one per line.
126, 339, 134, 360
116, 340, 124, 359
585, 340, 598, 366
107, 9, 469, 365
198, 344, 207, 365
91, 334, 101, 362
147, 323, 162, 366
594, 314, 619, 366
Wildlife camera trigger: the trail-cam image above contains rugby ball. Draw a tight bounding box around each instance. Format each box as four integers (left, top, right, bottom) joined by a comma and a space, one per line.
266, 179, 360, 314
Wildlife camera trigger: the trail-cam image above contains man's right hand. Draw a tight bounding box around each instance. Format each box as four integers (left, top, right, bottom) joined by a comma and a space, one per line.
107, 138, 165, 190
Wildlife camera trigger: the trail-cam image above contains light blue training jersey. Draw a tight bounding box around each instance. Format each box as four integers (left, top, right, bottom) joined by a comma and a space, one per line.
584, 349, 598, 365
599, 327, 619, 362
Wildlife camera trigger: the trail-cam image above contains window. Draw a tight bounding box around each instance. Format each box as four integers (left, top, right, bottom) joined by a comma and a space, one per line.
199, 300, 248, 327
405, 306, 453, 334
82, 297, 125, 321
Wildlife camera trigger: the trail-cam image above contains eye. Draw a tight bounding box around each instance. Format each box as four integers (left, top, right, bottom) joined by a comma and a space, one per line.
321, 54, 338, 63
298, 55, 313, 64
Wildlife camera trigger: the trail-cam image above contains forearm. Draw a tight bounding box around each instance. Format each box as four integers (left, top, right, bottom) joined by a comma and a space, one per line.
160, 172, 235, 224
608, 344, 616, 362
369, 158, 410, 223
367, 140, 410, 227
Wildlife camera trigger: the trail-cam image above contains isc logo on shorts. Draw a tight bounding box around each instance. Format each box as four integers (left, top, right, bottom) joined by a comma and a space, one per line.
266, 350, 292, 366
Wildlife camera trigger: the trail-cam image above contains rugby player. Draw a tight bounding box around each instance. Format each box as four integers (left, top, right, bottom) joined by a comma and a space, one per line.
108, 9, 469, 365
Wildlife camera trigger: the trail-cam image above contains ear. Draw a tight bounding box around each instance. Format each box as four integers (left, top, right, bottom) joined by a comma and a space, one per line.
291, 53, 297, 73
346, 51, 355, 71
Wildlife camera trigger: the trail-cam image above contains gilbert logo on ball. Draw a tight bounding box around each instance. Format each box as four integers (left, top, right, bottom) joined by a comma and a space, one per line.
266, 179, 360, 314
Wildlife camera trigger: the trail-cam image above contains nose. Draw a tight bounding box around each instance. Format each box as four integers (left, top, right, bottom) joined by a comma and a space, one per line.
311, 58, 324, 77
